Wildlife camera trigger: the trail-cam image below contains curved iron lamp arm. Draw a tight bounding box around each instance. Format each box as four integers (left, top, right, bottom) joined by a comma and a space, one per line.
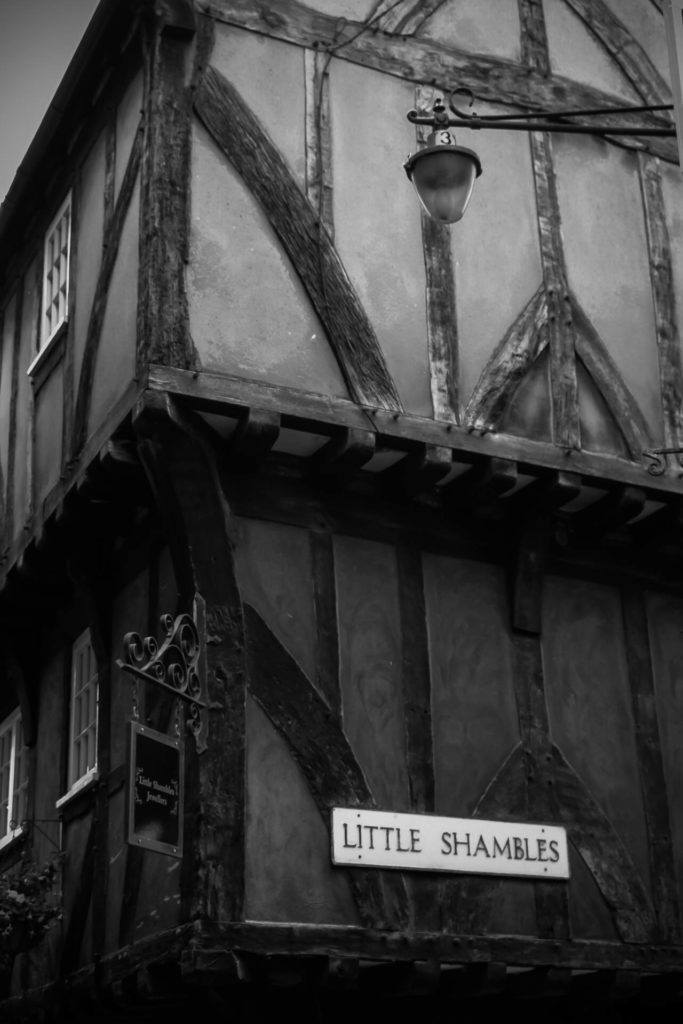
407, 93, 676, 137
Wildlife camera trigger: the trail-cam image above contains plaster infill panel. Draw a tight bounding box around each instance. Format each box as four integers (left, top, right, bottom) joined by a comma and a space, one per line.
553, 133, 663, 444
422, 0, 521, 61
189, 121, 349, 398
544, 0, 640, 103
330, 59, 431, 416
451, 109, 542, 409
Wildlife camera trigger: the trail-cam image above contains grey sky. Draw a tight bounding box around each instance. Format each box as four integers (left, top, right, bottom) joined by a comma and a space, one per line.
0, 0, 99, 202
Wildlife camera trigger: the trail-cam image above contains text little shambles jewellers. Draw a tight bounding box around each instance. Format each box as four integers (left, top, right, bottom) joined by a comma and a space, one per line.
331, 808, 570, 880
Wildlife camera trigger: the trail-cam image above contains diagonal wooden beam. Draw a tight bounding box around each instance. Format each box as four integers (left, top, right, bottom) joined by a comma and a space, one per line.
195, 65, 402, 412
372, 0, 448, 35
550, 743, 657, 942
638, 152, 683, 460
572, 298, 652, 459
464, 283, 548, 432
203, 0, 677, 162
244, 602, 410, 930
71, 125, 143, 458
563, 0, 672, 106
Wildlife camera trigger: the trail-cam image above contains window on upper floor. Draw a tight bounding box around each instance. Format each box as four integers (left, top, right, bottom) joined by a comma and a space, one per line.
41, 192, 72, 351
0, 709, 28, 849
67, 629, 98, 792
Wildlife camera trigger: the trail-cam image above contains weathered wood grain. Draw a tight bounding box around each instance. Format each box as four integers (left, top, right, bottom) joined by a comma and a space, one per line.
529, 130, 580, 451
518, 0, 550, 75
421, 206, 459, 423
573, 299, 652, 459
134, 391, 247, 924
146, 364, 683, 495
564, 0, 672, 106
511, 633, 570, 940
638, 152, 683, 461
71, 126, 142, 457
412, 88, 459, 423
372, 0, 448, 35
464, 284, 548, 432
304, 49, 333, 237
98, 920, 683, 981
511, 516, 550, 635
396, 545, 434, 813
203, 0, 677, 162
310, 530, 341, 717
194, 66, 402, 412
61, 175, 79, 474
244, 601, 410, 930
103, 116, 116, 235
621, 586, 680, 942
137, 29, 196, 373
5, 281, 23, 546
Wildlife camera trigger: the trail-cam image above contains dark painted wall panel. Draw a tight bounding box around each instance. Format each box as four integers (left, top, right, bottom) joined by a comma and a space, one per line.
234, 517, 317, 685
542, 576, 651, 893
423, 555, 519, 817
647, 591, 683, 916
33, 366, 63, 509
334, 535, 409, 811
245, 696, 359, 924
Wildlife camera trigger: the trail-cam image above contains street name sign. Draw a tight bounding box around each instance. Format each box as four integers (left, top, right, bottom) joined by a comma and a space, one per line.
331, 807, 569, 880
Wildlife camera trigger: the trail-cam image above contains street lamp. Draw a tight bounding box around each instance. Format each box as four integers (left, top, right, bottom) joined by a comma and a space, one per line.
405, 90, 676, 225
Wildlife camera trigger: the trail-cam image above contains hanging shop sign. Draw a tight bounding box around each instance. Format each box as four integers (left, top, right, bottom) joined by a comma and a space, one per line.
331, 807, 569, 880
127, 722, 183, 858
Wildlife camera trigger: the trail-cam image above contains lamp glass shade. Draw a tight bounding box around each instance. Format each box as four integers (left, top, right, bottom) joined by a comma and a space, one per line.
410, 148, 478, 224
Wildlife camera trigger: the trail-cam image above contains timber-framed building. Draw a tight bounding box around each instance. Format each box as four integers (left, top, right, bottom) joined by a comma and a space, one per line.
0, 0, 683, 1020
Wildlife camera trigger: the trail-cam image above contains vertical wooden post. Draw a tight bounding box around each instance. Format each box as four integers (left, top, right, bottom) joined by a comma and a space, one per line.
415, 87, 459, 423
136, 7, 196, 374
133, 391, 247, 924
621, 586, 680, 942
518, 0, 580, 451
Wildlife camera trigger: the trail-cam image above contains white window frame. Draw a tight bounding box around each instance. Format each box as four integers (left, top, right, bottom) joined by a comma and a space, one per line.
0, 708, 28, 851
39, 191, 72, 355
63, 628, 99, 800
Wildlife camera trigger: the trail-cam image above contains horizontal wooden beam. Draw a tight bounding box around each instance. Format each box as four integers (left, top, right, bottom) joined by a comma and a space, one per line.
147, 366, 683, 496
203, 0, 677, 163
118, 919, 683, 975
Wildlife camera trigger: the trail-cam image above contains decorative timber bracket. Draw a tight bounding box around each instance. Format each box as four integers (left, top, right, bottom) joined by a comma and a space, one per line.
116, 611, 208, 752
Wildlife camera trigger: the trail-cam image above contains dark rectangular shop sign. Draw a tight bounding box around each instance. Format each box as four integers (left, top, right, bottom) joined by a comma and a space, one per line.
332, 808, 570, 880
127, 722, 183, 859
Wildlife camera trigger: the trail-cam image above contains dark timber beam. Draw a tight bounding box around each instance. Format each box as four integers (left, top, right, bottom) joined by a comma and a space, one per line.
203, 0, 676, 161
133, 390, 247, 924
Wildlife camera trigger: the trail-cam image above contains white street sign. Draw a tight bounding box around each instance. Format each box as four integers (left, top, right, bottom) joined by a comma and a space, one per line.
331, 807, 570, 880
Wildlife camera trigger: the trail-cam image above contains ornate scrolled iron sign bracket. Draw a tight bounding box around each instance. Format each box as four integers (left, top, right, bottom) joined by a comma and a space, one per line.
642, 447, 683, 477
116, 612, 208, 753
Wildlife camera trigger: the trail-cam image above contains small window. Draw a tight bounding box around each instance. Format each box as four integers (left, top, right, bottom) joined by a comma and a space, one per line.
68, 629, 98, 790
41, 193, 72, 350
0, 709, 28, 847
